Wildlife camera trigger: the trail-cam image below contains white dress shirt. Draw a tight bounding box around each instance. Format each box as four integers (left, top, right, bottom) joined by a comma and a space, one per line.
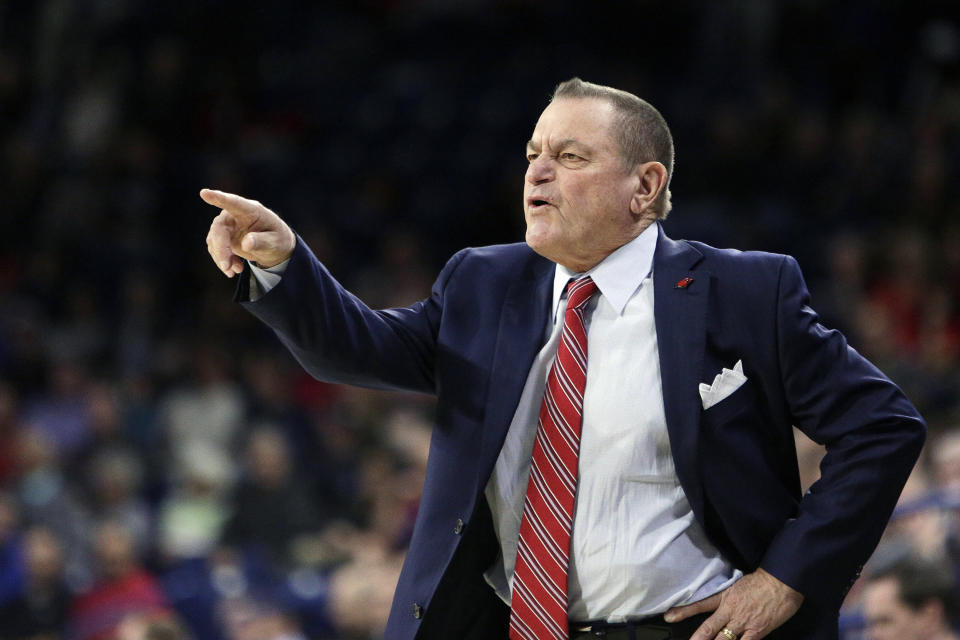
483, 222, 741, 622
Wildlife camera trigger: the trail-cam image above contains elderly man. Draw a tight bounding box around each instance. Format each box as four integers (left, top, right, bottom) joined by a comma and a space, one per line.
202, 78, 924, 640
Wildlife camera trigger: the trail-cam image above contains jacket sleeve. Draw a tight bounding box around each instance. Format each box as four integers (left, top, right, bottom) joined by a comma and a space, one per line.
759, 255, 925, 609
236, 234, 468, 394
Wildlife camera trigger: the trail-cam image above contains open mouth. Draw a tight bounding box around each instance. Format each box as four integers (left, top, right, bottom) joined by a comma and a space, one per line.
529, 199, 551, 208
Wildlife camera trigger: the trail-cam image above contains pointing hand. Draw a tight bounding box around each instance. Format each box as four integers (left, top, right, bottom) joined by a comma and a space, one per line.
201, 189, 297, 277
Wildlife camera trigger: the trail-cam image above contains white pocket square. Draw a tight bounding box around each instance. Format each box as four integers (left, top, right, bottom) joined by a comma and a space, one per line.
699, 360, 747, 410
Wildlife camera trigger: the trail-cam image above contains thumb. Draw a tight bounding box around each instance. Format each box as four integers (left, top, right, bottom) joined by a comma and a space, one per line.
241, 231, 278, 254
664, 592, 721, 622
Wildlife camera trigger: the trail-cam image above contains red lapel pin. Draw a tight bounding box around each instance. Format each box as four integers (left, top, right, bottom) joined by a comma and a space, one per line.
675, 277, 694, 289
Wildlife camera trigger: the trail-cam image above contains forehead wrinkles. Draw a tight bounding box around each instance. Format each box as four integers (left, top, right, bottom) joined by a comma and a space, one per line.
532, 99, 618, 155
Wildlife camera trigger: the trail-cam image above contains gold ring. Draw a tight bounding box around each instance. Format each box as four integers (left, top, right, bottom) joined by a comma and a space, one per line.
721, 629, 738, 640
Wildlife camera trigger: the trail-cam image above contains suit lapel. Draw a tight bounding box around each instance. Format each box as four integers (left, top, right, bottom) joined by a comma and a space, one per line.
475, 254, 554, 496
653, 229, 710, 523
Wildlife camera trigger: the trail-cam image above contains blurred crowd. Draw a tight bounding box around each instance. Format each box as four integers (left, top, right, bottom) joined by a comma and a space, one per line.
0, 1, 958, 638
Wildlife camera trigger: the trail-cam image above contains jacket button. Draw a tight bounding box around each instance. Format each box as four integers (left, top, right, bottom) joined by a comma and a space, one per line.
412, 603, 423, 619
454, 518, 464, 535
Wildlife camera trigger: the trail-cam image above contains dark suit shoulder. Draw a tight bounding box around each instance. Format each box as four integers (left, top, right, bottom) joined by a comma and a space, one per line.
685, 239, 787, 269
458, 241, 540, 264
454, 242, 551, 281
680, 239, 793, 290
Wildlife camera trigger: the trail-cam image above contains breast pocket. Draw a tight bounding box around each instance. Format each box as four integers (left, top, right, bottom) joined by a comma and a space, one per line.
700, 381, 751, 426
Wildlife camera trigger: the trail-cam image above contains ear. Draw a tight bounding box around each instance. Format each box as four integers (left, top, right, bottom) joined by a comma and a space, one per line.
630, 161, 668, 216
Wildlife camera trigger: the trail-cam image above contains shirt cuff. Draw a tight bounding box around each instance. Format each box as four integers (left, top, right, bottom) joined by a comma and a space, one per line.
248, 258, 290, 301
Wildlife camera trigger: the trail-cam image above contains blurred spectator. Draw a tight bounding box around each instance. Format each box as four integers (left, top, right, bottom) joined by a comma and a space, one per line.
351, 231, 434, 309
118, 376, 162, 485
220, 426, 326, 567
67, 521, 171, 640
69, 382, 129, 480
157, 347, 243, 477
317, 408, 431, 638
218, 598, 307, 640
884, 463, 950, 562
0, 492, 24, 607
0, 525, 71, 640
934, 431, 960, 488
85, 448, 151, 558
239, 352, 311, 468
0, 383, 22, 486
861, 550, 959, 640
21, 361, 92, 461
157, 444, 233, 562
116, 614, 188, 640
44, 287, 107, 367
328, 548, 403, 640
161, 546, 333, 640
115, 272, 160, 379
14, 430, 93, 592
308, 412, 365, 524
819, 235, 867, 329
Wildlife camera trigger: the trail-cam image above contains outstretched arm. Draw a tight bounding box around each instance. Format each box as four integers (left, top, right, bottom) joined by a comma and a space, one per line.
201, 188, 459, 394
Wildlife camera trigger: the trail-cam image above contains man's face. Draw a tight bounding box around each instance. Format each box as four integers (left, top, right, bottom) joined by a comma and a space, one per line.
523, 97, 646, 271
863, 577, 931, 640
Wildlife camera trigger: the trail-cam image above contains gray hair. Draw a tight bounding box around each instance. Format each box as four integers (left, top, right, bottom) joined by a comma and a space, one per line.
551, 78, 674, 218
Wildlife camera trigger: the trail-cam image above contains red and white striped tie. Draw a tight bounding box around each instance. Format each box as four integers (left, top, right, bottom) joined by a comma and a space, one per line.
510, 276, 598, 640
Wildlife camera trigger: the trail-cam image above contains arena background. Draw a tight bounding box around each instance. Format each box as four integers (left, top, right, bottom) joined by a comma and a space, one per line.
0, 1, 958, 638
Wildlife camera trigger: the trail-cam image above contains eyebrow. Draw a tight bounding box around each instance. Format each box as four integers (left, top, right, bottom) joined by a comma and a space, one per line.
525, 138, 594, 155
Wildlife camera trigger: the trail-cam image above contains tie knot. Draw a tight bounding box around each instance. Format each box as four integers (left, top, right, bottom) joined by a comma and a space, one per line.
566, 276, 598, 311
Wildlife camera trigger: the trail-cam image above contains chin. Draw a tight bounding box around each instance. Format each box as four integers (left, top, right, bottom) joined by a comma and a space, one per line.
524, 232, 558, 263
524, 227, 547, 251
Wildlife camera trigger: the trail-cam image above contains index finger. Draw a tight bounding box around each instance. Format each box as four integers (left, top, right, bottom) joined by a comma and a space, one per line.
199, 188, 261, 223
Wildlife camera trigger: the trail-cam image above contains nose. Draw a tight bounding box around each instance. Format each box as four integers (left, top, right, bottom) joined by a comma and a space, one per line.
526, 155, 554, 185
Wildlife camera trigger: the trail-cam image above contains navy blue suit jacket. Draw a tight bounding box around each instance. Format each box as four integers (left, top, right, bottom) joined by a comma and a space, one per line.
238, 224, 924, 639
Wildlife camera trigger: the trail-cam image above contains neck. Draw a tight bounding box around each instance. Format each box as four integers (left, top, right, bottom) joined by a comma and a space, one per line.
561, 218, 656, 272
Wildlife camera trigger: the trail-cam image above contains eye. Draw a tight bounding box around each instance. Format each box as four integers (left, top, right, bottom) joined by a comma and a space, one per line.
526, 152, 539, 162
560, 152, 583, 162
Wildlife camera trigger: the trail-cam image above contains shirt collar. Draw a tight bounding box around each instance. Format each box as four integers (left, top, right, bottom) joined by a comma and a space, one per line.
552, 222, 659, 319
